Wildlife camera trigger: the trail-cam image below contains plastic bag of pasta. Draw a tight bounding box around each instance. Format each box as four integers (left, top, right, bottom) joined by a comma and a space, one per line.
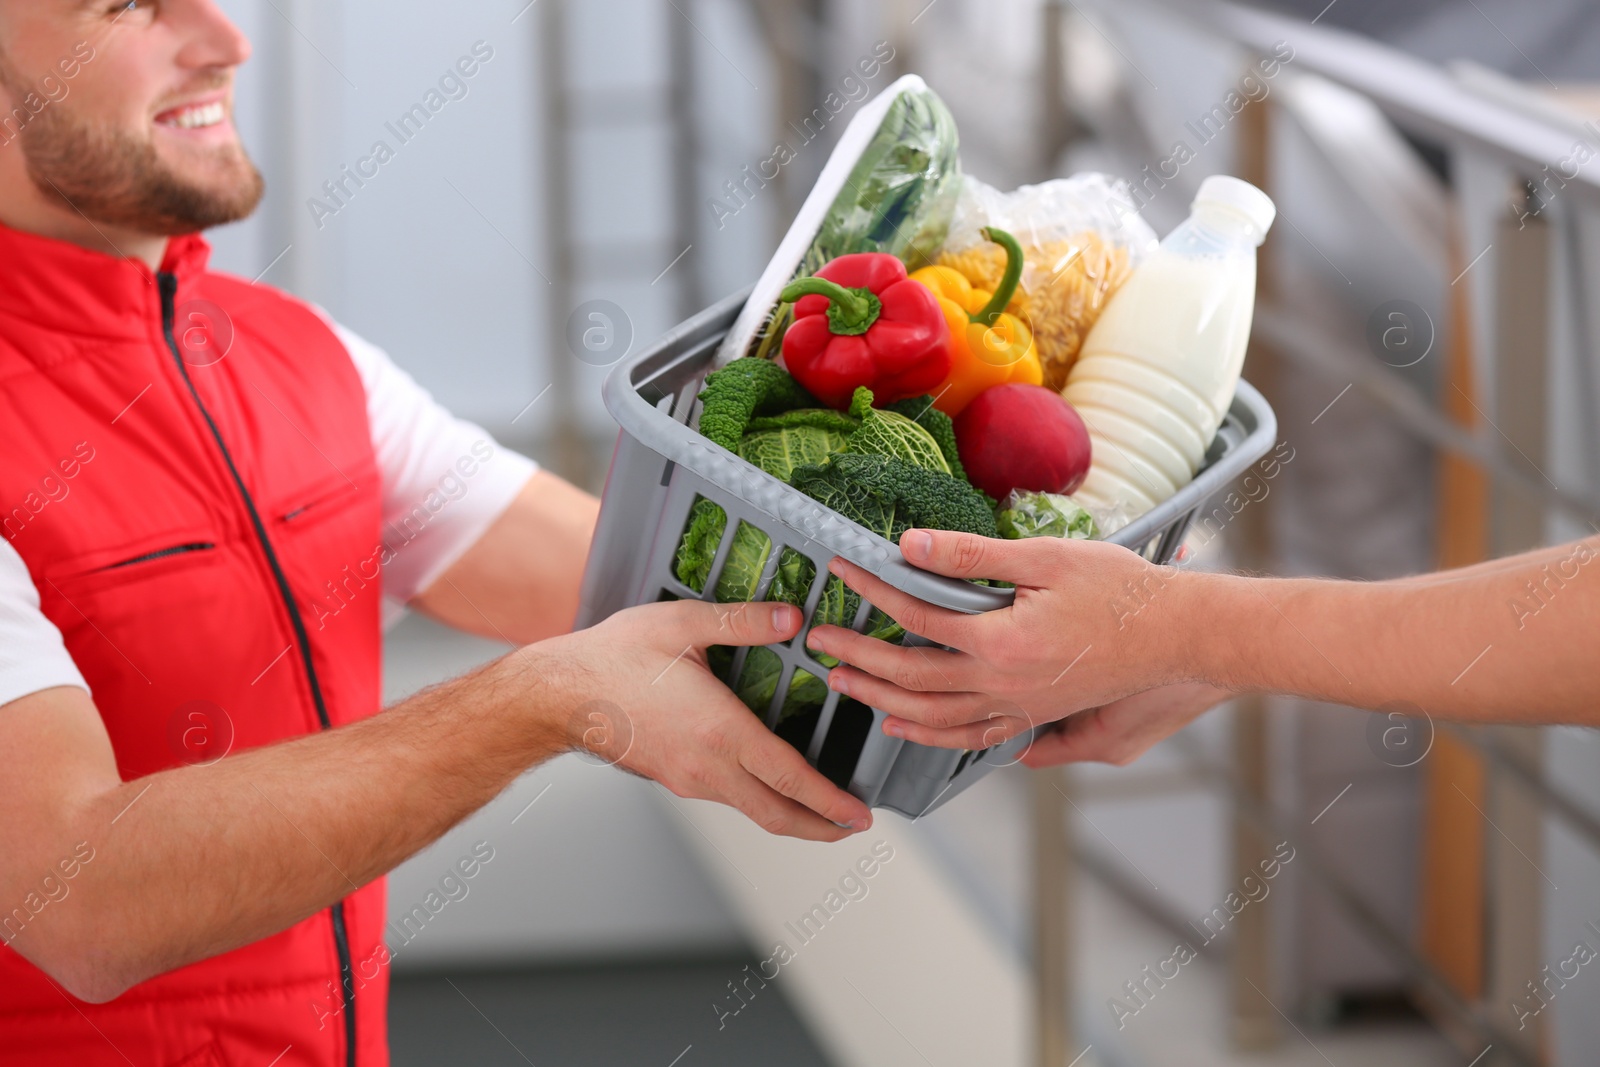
935, 174, 1158, 390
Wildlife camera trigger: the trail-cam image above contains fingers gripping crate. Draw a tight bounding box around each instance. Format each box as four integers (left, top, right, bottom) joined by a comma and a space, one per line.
576, 292, 1278, 818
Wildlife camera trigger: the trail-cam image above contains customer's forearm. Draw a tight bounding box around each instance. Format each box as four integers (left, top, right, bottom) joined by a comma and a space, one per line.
1187, 537, 1600, 722
1390, 539, 1580, 586
47, 646, 571, 1000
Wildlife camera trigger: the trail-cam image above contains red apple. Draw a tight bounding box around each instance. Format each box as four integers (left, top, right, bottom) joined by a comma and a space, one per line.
954, 384, 1092, 501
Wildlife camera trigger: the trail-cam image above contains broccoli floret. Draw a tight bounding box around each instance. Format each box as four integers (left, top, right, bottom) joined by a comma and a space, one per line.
696, 357, 818, 452
885, 394, 967, 483
791, 452, 999, 543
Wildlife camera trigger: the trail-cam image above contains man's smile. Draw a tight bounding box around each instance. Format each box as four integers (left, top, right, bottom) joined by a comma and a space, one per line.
153, 92, 230, 135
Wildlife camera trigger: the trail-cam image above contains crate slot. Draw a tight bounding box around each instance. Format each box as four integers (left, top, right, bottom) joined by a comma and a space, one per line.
816, 699, 875, 791
703, 510, 742, 598
805, 685, 844, 763
674, 495, 721, 594
721, 647, 829, 733
712, 519, 776, 603
806, 574, 864, 664
850, 594, 874, 631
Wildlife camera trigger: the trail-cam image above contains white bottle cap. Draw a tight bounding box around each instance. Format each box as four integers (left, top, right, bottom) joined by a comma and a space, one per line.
1194, 175, 1276, 244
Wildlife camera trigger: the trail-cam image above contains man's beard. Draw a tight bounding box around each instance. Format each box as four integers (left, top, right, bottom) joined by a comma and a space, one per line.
20, 103, 265, 236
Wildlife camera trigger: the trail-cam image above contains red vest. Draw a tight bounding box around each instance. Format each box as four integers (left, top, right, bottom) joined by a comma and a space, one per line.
0, 225, 389, 1067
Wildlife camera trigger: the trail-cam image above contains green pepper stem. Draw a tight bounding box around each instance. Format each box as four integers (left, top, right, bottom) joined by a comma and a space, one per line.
778, 276, 882, 336
973, 226, 1025, 328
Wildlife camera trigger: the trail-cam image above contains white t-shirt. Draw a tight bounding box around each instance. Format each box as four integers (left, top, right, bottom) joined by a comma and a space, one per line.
0, 319, 537, 709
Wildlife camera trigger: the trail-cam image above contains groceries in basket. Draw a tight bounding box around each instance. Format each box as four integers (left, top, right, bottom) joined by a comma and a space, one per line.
1064, 175, 1277, 523
677, 74, 1275, 719
953, 382, 1091, 503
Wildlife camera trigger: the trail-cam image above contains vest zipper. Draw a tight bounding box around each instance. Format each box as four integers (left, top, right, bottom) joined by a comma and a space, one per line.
158, 273, 359, 1067
101, 542, 216, 570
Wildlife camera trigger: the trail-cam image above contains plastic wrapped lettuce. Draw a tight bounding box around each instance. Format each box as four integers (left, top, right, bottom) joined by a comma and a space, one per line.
715, 74, 962, 366
800, 86, 960, 274
996, 491, 1099, 541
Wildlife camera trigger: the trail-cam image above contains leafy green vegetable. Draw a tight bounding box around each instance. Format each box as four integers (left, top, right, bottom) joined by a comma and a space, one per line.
675, 498, 725, 595
766, 548, 815, 608
750, 88, 962, 361
676, 502, 812, 607
844, 388, 949, 474
807, 575, 906, 666
731, 647, 829, 721
745, 408, 860, 436
678, 358, 988, 730
697, 357, 819, 452
739, 423, 850, 483
996, 491, 1099, 541
716, 523, 775, 604
808, 88, 962, 273
884, 395, 966, 482
680, 362, 836, 601
791, 452, 999, 543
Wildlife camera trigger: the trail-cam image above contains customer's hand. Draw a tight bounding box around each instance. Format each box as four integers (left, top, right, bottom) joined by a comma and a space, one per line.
534, 600, 872, 841
1020, 682, 1231, 767
804, 530, 1208, 752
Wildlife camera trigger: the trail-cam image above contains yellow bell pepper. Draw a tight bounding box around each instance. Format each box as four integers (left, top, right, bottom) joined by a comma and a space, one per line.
909, 227, 1042, 416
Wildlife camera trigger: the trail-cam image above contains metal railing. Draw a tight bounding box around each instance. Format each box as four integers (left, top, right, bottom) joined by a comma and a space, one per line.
1027, 1, 1600, 1064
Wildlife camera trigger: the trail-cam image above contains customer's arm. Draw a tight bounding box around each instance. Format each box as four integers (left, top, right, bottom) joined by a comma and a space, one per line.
805, 530, 1600, 754
0, 600, 869, 1005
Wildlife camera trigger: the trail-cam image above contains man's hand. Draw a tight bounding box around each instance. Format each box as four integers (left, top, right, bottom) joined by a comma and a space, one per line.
0, 598, 865, 1002
535, 599, 872, 841
804, 529, 1206, 752
1020, 683, 1231, 768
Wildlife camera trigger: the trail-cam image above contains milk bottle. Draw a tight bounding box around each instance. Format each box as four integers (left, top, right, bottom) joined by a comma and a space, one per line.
1063, 176, 1276, 521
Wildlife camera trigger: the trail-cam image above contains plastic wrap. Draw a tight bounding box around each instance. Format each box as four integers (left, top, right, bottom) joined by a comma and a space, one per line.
995, 490, 1099, 541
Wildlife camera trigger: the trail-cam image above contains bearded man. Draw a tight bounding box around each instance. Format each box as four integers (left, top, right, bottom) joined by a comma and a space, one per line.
0, 4, 871, 1064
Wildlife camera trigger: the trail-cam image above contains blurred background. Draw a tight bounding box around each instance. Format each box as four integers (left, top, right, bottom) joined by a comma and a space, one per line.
209, 0, 1600, 1064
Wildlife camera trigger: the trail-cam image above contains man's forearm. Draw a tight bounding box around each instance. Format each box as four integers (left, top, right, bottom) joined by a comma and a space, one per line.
30, 647, 572, 1001
1188, 537, 1600, 722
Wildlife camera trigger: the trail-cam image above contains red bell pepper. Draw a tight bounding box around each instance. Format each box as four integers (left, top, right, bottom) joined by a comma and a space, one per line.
778, 253, 951, 410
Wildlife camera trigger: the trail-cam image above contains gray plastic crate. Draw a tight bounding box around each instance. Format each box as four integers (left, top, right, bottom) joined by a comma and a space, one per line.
576, 291, 1277, 818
